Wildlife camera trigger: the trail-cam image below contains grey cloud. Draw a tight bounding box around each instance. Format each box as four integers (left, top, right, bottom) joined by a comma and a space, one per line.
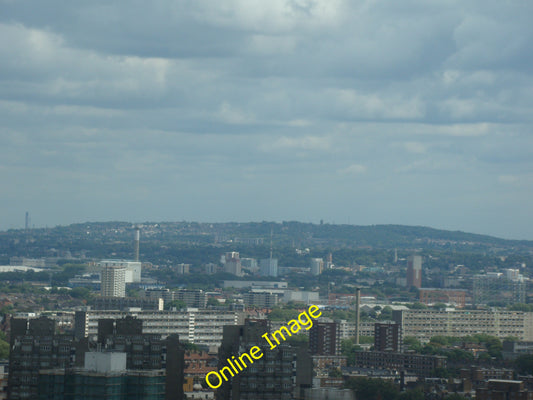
1, 0, 533, 238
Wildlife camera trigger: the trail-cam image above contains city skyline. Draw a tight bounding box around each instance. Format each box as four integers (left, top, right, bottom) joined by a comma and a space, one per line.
1, 1, 533, 240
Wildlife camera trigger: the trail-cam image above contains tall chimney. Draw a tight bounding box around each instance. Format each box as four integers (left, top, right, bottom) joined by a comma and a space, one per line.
355, 287, 361, 345
134, 227, 140, 262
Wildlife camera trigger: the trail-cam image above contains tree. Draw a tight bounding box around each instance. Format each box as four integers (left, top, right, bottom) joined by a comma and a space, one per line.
70, 287, 93, 301
378, 306, 393, 320
398, 388, 424, 400
207, 297, 220, 307
287, 334, 309, 345
485, 337, 502, 359
444, 394, 468, 400
408, 302, 427, 310
403, 336, 422, 352
341, 338, 362, 366
515, 355, 533, 375
344, 377, 399, 400
165, 300, 187, 310
0, 332, 8, 359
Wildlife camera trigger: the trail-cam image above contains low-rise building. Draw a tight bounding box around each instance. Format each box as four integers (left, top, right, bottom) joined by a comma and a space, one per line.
419, 288, 467, 308
74, 309, 241, 349
476, 380, 533, 400
242, 292, 279, 308
352, 351, 446, 377
503, 341, 533, 360
393, 309, 533, 341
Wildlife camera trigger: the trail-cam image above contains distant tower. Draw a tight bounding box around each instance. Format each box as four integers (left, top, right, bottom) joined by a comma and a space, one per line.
355, 288, 361, 345
326, 252, 333, 269
101, 265, 126, 297
260, 228, 278, 277
260, 258, 278, 277
407, 255, 422, 288
309, 322, 340, 355
394, 249, 398, 264
224, 252, 242, 276
25, 212, 29, 230
134, 226, 140, 262
374, 322, 401, 352
310, 258, 324, 275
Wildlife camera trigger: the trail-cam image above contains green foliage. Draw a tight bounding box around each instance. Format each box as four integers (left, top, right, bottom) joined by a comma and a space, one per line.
182, 342, 200, 351
165, 300, 187, 310
378, 305, 393, 320
0, 334, 8, 359
403, 336, 422, 352
444, 394, 469, 400
485, 337, 503, 359
51, 264, 87, 286
207, 297, 220, 306
344, 377, 427, 400
398, 388, 424, 400
433, 367, 450, 378
322, 309, 355, 321
508, 303, 533, 312
515, 354, 533, 375
287, 334, 309, 345
407, 302, 428, 309
446, 349, 474, 363
429, 336, 449, 346
267, 307, 301, 321
341, 339, 359, 366
344, 377, 399, 400
70, 287, 93, 301
359, 336, 374, 344
0, 270, 51, 282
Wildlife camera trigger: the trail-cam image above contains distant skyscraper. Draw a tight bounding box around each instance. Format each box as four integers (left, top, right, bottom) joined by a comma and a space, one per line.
406, 255, 422, 288
134, 226, 140, 262
241, 258, 258, 273
326, 253, 333, 269
310, 258, 324, 275
309, 322, 340, 356
216, 319, 312, 400
99, 260, 141, 283
259, 258, 278, 277
224, 252, 242, 276
374, 322, 401, 352
101, 265, 126, 297
473, 271, 526, 305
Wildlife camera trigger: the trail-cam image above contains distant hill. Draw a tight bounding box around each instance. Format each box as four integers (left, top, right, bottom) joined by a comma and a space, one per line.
2, 221, 532, 256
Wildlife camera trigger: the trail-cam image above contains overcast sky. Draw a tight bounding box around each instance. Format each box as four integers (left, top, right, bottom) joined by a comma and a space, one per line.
1, 1, 532, 239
